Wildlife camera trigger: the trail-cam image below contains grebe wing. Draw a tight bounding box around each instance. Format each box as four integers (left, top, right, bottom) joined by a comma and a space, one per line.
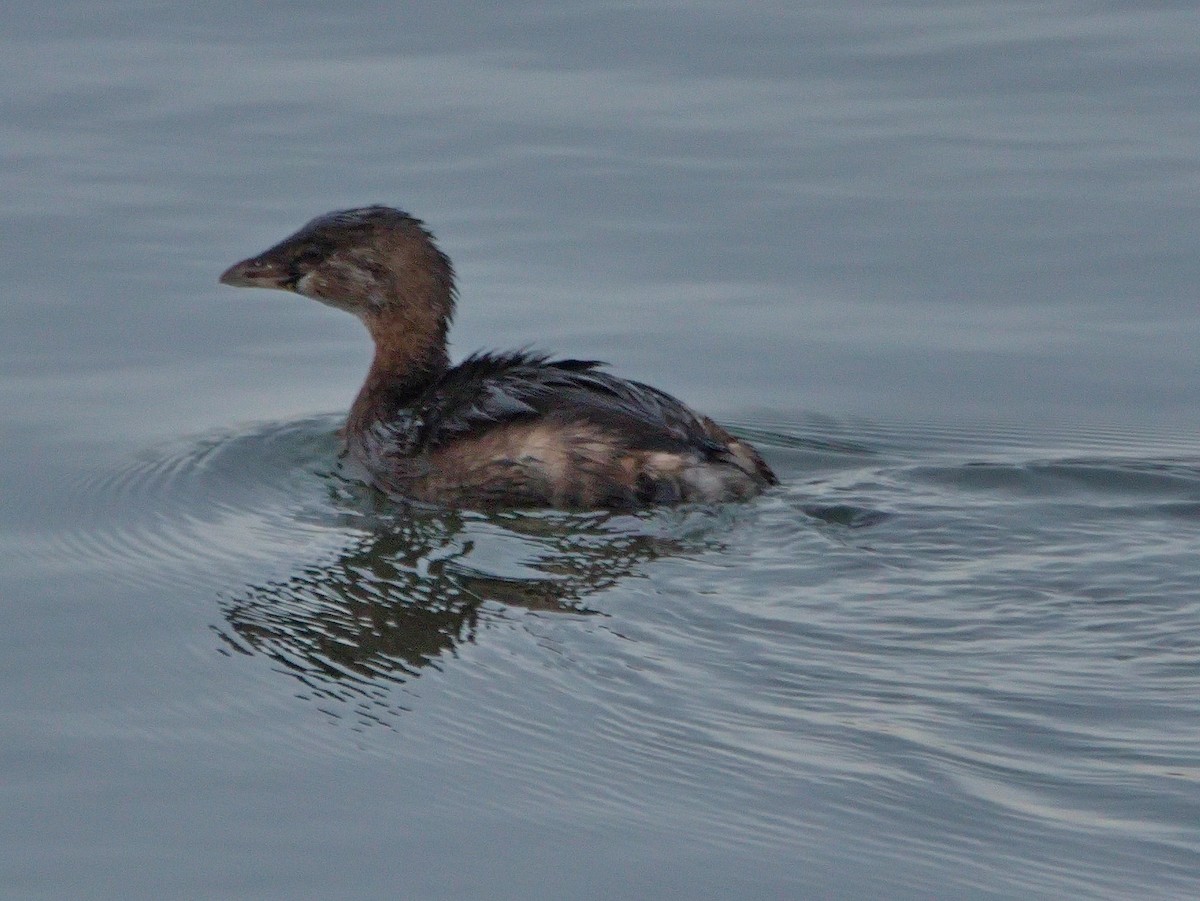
412, 351, 727, 456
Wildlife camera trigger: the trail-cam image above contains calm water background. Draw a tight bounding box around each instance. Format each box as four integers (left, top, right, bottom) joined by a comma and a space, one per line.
3, 2, 1199, 898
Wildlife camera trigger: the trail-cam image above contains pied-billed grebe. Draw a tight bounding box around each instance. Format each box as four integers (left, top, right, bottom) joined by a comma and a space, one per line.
219, 206, 777, 510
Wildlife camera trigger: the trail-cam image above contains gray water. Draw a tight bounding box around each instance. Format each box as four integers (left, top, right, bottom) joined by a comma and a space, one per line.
3, 3, 1199, 899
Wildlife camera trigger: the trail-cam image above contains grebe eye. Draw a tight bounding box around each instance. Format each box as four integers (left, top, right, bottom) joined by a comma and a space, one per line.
294, 246, 326, 268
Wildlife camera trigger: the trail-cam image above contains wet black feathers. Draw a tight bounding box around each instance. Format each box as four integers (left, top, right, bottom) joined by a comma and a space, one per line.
381, 351, 728, 459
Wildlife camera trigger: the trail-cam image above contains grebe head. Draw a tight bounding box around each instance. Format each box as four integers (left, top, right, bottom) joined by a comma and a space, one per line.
219, 206, 456, 322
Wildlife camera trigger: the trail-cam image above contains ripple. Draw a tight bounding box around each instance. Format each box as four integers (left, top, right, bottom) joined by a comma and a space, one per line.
735, 412, 1200, 461
59, 414, 749, 711
42, 410, 1200, 895
908, 457, 1200, 500
57, 415, 347, 593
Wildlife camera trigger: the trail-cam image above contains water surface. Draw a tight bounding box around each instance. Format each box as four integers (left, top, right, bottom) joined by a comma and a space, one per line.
3, 3, 1199, 899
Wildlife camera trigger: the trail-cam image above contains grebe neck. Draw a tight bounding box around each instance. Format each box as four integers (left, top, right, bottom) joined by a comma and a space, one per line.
347, 310, 450, 432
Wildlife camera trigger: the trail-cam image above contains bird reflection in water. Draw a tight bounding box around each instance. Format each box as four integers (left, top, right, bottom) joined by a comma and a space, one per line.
214, 498, 705, 712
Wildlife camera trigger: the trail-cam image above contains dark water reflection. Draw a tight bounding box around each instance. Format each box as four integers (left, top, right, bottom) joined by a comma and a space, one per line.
217, 501, 691, 710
